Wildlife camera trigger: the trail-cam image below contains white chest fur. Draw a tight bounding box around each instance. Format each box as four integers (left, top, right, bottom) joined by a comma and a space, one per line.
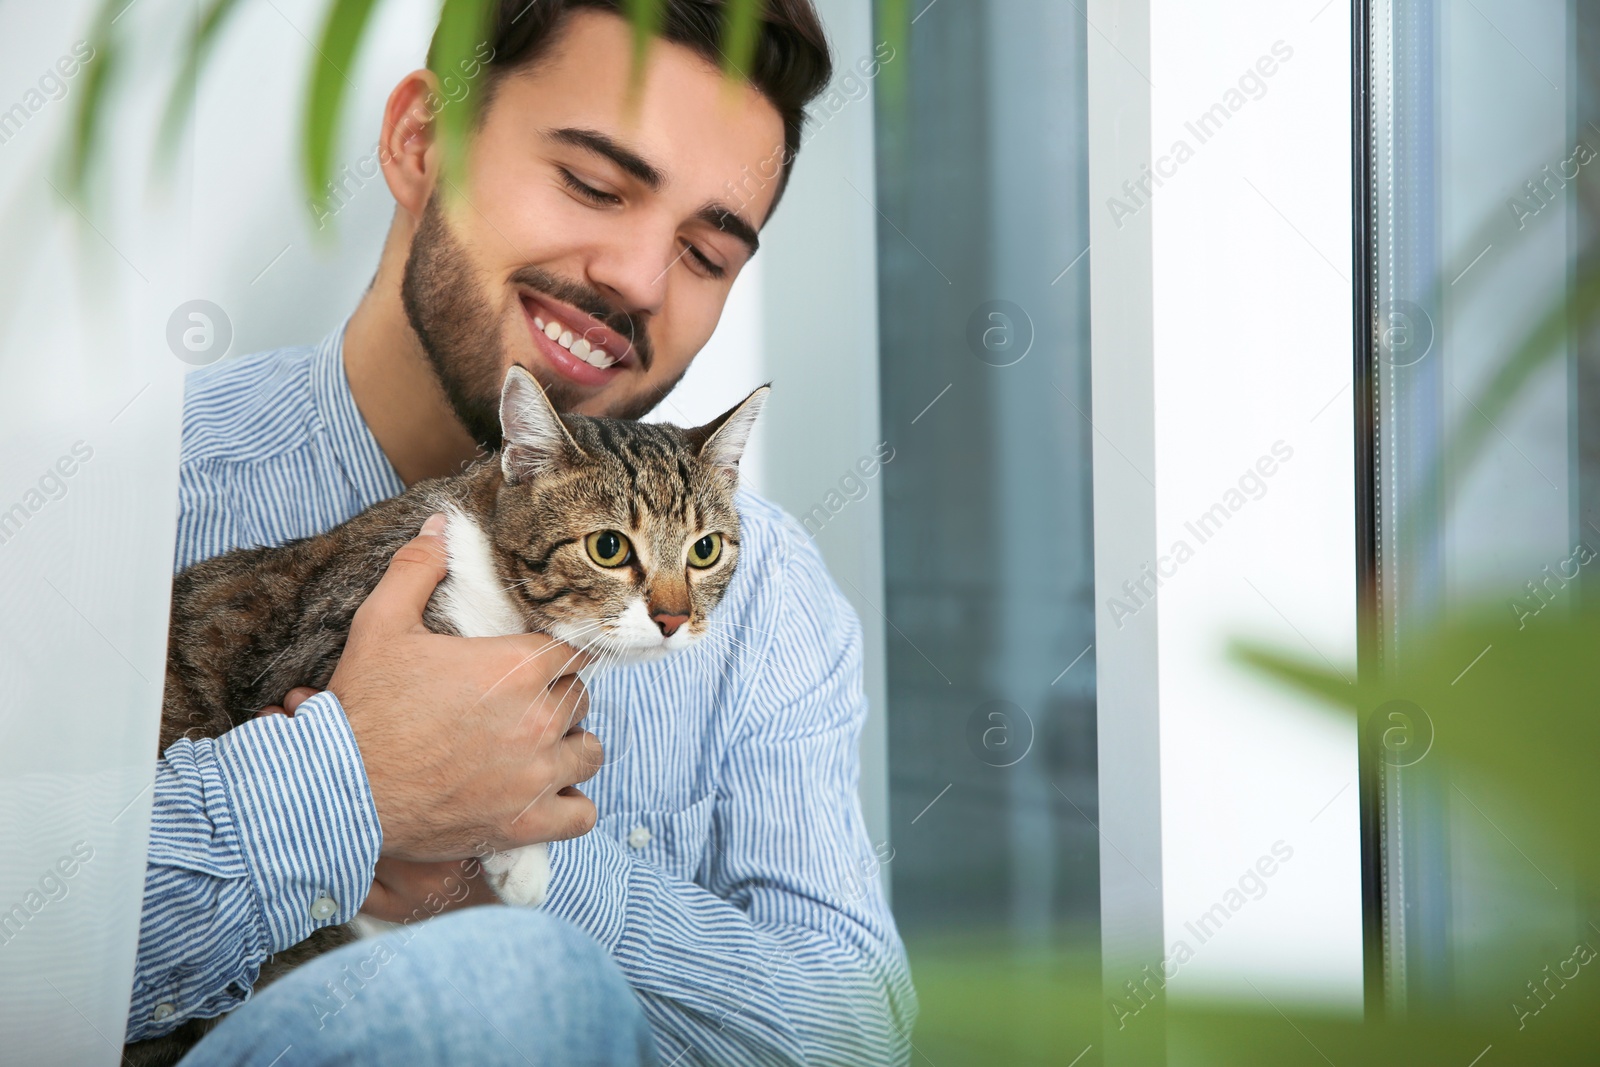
434, 509, 552, 909
435, 508, 526, 639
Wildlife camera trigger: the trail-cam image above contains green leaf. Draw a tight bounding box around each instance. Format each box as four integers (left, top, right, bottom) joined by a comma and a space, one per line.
303, 0, 383, 222
429, 0, 496, 208
624, 0, 665, 105
153, 0, 247, 180
1234, 603, 1600, 880
719, 0, 764, 82
875, 0, 911, 111
60, 0, 123, 198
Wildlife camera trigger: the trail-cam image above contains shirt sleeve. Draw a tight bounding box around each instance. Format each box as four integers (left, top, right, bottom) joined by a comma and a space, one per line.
542, 534, 919, 1067
126, 691, 383, 1041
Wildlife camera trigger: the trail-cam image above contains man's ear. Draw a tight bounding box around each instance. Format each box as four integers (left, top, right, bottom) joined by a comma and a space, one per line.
500, 366, 584, 484
378, 69, 444, 220
691, 385, 770, 482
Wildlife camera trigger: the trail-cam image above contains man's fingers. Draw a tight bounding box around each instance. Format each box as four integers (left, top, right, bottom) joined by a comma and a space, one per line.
551, 790, 599, 840
355, 513, 451, 632
495, 633, 597, 684
558, 727, 606, 783
361, 857, 495, 923
256, 687, 321, 719
509, 788, 597, 844
546, 675, 590, 730
283, 687, 319, 714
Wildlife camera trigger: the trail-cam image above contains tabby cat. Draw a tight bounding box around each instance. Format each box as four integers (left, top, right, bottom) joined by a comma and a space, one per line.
128, 366, 766, 1064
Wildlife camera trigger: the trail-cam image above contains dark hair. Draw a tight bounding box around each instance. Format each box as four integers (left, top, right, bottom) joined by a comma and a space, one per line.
429, 0, 833, 220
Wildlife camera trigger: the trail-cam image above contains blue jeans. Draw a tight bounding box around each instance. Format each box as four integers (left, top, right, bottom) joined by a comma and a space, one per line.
180, 908, 658, 1066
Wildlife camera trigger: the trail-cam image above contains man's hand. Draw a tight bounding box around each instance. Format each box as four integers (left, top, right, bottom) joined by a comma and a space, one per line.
259, 689, 504, 921
361, 855, 501, 922
319, 512, 603, 862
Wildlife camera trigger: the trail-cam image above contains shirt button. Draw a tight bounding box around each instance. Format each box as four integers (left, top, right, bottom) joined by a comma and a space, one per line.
309, 894, 338, 921
152, 1003, 175, 1022
626, 825, 652, 849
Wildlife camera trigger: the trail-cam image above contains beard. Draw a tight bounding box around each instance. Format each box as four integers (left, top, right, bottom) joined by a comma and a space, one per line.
399, 192, 680, 450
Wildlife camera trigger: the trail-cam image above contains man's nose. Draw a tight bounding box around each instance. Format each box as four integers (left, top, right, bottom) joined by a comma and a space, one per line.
651, 613, 689, 637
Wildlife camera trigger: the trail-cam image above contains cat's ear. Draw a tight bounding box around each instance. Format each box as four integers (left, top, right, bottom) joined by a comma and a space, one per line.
691, 385, 769, 482
500, 366, 584, 484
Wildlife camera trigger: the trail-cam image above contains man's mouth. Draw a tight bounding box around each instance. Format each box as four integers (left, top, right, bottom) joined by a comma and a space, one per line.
518, 292, 636, 387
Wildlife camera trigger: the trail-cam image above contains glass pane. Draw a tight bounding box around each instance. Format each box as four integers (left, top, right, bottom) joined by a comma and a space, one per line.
1367, 0, 1593, 1018
871, 3, 1098, 1062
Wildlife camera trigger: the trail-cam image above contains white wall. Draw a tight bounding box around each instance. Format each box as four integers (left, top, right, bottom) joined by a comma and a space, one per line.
0, 2, 183, 1059
1089, 0, 1364, 1039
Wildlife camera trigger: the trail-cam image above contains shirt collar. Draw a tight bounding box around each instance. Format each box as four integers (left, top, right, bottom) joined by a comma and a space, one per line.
311, 317, 405, 507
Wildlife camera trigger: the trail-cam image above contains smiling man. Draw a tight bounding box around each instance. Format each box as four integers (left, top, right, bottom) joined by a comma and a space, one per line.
125, 2, 915, 1065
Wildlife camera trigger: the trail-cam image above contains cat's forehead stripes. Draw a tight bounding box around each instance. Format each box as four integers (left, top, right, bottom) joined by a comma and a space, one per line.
568, 417, 707, 527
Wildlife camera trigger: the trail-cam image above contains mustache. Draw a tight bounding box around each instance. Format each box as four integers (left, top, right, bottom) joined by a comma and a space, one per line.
510, 265, 652, 370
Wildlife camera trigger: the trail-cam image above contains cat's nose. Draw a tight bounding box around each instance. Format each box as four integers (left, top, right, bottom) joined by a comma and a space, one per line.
651, 612, 689, 637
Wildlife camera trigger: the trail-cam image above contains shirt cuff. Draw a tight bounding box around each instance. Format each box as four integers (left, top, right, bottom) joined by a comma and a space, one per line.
213, 691, 383, 951
543, 832, 634, 953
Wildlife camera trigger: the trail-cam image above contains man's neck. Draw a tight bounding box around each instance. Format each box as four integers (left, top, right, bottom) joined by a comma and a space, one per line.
342, 276, 483, 487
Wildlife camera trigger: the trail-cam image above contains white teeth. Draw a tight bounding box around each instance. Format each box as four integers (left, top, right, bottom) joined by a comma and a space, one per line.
535, 312, 614, 368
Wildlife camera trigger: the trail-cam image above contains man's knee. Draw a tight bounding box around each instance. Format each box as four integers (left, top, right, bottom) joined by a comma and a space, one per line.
187, 907, 656, 1065
424, 907, 629, 994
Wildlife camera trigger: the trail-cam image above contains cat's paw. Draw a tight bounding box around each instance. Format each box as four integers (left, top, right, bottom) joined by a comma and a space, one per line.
481, 842, 551, 907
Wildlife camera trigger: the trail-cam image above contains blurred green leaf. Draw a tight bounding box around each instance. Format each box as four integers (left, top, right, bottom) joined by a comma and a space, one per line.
153, 0, 246, 179
427, 0, 495, 209
875, 0, 910, 111
1429, 261, 1600, 517
623, 0, 665, 104
1234, 604, 1600, 881
719, 0, 763, 82
304, 0, 383, 219
61, 0, 122, 197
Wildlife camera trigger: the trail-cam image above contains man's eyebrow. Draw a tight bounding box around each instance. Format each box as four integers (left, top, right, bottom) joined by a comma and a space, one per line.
545, 126, 664, 190
544, 125, 761, 258
695, 202, 760, 258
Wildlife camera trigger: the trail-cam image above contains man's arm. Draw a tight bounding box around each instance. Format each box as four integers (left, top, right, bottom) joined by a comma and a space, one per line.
543, 534, 919, 1066
128, 695, 381, 1040
130, 518, 602, 1040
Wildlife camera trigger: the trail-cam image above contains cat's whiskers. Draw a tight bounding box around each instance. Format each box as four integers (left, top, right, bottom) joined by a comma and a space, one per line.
698, 619, 818, 694
488, 621, 606, 724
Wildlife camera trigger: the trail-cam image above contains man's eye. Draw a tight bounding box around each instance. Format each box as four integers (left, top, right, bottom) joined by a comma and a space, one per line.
683, 241, 727, 280
559, 168, 621, 206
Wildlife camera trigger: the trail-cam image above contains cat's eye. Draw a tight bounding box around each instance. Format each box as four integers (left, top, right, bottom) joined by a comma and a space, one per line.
687, 533, 722, 569
585, 530, 632, 567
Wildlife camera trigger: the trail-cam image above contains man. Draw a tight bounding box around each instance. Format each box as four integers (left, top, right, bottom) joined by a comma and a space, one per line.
127, 2, 915, 1064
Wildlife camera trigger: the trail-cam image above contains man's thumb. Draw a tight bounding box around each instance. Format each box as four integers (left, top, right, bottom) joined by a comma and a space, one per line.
359, 513, 450, 629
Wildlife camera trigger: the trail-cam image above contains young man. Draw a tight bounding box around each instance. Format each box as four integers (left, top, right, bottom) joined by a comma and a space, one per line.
127, 2, 915, 1064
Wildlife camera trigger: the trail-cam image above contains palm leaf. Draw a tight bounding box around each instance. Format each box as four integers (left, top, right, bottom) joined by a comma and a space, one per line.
303, 0, 384, 219
624, 0, 665, 105
61, 0, 123, 197
152, 0, 248, 179
875, 0, 910, 110
1233, 606, 1600, 881
719, 0, 764, 82
427, 0, 496, 206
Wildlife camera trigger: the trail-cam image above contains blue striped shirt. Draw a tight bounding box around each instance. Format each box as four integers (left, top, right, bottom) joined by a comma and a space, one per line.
130, 321, 917, 1065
